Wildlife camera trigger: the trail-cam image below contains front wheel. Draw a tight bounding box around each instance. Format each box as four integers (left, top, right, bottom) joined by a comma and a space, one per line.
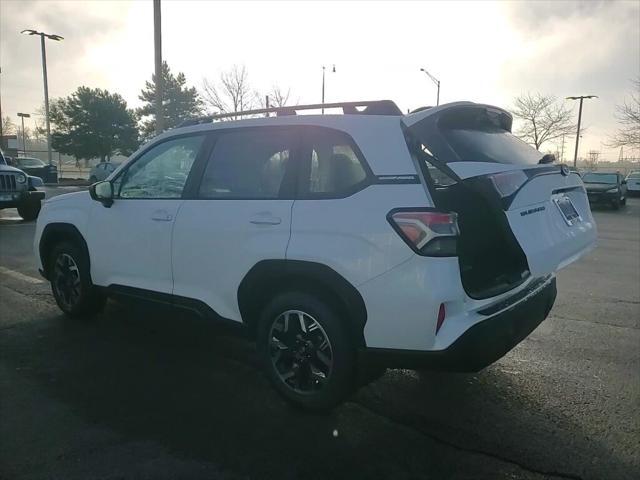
17, 200, 41, 221
49, 241, 106, 318
257, 292, 356, 411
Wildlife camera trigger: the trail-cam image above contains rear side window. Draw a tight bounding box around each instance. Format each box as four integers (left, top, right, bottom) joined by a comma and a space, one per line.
301, 128, 369, 197
198, 129, 294, 199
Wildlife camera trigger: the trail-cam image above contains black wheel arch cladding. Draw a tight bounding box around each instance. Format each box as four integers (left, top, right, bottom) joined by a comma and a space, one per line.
238, 260, 368, 347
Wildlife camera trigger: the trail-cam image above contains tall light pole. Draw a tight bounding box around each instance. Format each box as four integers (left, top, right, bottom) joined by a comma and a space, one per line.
420, 68, 440, 106
0, 67, 3, 147
17, 112, 30, 154
153, 0, 163, 134
566, 95, 597, 168
321, 64, 336, 114
21, 29, 63, 166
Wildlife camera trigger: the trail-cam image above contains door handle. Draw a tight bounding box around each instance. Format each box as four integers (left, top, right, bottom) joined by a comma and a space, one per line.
151, 210, 173, 222
249, 214, 281, 225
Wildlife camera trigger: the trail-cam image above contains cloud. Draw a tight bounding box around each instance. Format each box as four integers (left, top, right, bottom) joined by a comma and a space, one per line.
500, 0, 640, 156
1, 0, 130, 118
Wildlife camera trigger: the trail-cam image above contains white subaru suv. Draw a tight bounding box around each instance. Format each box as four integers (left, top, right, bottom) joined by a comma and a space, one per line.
34, 101, 597, 410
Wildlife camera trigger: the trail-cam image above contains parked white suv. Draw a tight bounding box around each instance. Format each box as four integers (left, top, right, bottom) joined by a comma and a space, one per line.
34, 101, 597, 409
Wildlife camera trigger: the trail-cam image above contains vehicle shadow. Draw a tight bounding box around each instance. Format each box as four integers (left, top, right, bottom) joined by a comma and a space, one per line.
354, 365, 638, 480
1, 300, 637, 480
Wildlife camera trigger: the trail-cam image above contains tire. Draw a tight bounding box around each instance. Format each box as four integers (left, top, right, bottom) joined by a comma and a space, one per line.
612, 197, 621, 210
49, 241, 106, 318
17, 200, 41, 221
257, 291, 357, 411
89, 176, 98, 184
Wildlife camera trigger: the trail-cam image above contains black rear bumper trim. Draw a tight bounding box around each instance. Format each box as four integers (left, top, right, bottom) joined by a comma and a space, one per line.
359, 278, 557, 372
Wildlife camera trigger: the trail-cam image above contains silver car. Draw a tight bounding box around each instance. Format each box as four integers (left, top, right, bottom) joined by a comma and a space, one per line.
89, 162, 120, 183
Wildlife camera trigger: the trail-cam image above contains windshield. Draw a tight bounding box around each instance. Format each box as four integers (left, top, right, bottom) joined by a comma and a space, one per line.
626, 172, 640, 179
582, 173, 618, 184
18, 158, 45, 167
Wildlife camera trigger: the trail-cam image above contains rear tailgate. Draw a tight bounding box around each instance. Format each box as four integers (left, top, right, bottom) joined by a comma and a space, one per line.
402, 102, 597, 277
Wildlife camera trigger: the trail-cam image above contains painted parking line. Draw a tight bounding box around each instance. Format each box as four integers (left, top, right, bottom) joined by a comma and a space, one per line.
0, 266, 44, 284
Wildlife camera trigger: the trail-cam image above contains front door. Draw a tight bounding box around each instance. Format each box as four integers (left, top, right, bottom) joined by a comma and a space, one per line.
172, 127, 298, 321
86, 134, 206, 293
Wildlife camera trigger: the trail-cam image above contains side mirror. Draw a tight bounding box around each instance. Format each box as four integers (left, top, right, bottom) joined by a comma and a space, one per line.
90, 181, 114, 207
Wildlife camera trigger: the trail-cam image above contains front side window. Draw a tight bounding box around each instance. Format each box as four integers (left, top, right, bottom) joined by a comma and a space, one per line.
118, 135, 204, 199
198, 129, 294, 199
304, 129, 368, 196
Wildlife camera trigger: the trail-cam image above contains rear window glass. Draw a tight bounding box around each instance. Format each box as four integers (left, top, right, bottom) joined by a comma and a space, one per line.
441, 128, 542, 166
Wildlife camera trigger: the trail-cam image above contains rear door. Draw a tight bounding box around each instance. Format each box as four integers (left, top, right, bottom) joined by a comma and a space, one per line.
402, 102, 597, 277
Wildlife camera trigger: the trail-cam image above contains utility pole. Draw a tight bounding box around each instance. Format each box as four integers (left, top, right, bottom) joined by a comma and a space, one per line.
566, 95, 597, 168
420, 68, 440, 106
560, 134, 566, 163
21, 30, 63, 166
154, 0, 163, 134
0, 67, 3, 147
321, 64, 335, 114
17, 112, 30, 154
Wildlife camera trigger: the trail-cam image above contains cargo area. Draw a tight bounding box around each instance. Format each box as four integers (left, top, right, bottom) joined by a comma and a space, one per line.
431, 181, 530, 299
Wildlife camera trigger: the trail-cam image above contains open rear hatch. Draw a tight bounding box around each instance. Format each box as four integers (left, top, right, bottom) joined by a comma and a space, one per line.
402, 102, 597, 298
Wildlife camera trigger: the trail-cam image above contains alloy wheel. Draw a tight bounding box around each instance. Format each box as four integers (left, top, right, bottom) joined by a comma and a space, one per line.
268, 309, 333, 394
52, 253, 81, 309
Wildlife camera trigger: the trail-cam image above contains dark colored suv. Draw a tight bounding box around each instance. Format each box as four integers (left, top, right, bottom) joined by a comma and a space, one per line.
0, 149, 46, 220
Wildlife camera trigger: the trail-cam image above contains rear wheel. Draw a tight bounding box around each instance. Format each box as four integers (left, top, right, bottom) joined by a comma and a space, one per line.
257, 292, 356, 410
17, 199, 41, 221
49, 241, 106, 318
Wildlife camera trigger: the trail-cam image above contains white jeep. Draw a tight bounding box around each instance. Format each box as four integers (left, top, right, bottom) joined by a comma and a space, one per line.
34, 101, 597, 410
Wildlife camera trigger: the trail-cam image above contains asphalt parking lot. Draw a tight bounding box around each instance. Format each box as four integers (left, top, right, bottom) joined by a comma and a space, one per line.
1, 187, 638, 480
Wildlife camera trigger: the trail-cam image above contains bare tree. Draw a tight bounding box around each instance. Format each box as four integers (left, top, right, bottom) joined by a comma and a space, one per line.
607, 77, 639, 149
584, 150, 600, 170
201, 65, 258, 118
2, 116, 15, 135
267, 86, 291, 108
512, 93, 576, 150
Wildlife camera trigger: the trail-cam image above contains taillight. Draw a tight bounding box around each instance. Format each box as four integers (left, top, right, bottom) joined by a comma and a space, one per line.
488, 170, 528, 198
388, 208, 459, 256
436, 303, 446, 334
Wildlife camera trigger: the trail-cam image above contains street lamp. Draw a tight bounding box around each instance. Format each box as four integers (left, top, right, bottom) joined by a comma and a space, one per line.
566, 95, 597, 168
321, 64, 336, 114
420, 68, 440, 106
17, 112, 31, 154
21, 29, 63, 166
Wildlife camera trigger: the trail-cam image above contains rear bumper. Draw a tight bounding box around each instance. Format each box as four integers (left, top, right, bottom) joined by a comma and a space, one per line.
360, 277, 557, 372
0, 190, 45, 208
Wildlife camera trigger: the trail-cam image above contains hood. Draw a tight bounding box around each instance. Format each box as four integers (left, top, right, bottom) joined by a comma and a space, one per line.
584, 183, 617, 192
0, 164, 27, 174
45, 190, 90, 204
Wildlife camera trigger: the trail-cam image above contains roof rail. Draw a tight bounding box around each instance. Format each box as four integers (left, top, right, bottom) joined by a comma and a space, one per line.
177, 100, 403, 128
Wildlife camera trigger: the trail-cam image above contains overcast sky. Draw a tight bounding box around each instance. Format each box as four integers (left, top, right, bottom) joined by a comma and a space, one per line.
1, 0, 638, 160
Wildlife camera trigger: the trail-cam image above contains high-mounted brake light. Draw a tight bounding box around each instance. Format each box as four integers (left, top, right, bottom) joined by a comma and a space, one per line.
388, 209, 459, 256
488, 170, 528, 198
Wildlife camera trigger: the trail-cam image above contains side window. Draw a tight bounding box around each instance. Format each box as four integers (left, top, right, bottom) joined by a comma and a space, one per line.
198, 129, 293, 199
304, 129, 368, 196
118, 135, 204, 199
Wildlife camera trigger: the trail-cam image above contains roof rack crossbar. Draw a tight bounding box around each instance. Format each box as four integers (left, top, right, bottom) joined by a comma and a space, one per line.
182, 100, 401, 126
